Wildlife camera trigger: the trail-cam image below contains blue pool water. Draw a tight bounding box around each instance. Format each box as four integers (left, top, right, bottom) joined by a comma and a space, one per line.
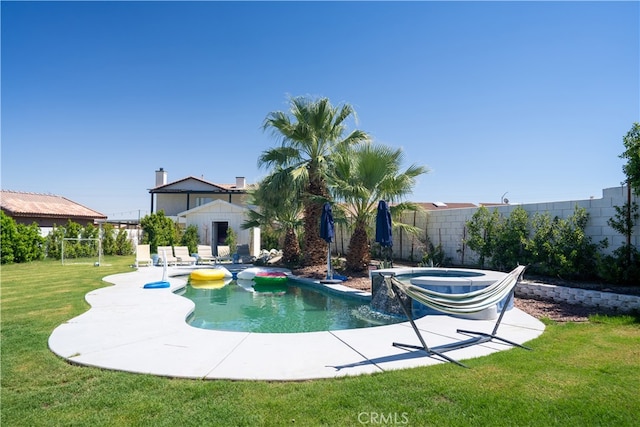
180, 279, 408, 333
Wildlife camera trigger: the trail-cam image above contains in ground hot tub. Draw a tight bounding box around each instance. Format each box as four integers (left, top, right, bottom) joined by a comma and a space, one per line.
370, 267, 512, 320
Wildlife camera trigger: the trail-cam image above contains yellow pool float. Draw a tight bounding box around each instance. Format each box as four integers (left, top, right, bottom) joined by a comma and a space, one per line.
190, 278, 230, 289
190, 268, 226, 281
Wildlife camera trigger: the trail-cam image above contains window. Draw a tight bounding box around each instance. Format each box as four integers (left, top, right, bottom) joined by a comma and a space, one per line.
195, 197, 212, 207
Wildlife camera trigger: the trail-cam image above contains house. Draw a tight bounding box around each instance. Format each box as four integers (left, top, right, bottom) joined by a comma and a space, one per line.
148, 168, 260, 257
149, 168, 252, 216
177, 199, 261, 259
415, 202, 478, 211
0, 190, 107, 234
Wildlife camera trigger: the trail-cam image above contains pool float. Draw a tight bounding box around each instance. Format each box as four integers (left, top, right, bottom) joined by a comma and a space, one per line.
143, 280, 170, 289
190, 267, 231, 281
237, 267, 291, 280
190, 278, 232, 289
236, 267, 262, 280
252, 271, 289, 293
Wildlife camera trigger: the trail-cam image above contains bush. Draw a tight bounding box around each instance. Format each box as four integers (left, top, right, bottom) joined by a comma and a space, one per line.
527, 206, 602, 279
225, 227, 237, 254
0, 212, 44, 264
465, 205, 602, 279
140, 211, 177, 253
180, 225, 199, 254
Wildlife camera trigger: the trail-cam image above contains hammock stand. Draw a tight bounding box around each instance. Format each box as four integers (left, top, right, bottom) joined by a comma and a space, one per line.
381, 265, 531, 368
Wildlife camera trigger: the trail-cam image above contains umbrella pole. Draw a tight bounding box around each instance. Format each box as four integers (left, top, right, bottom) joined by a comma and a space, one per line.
326, 242, 333, 280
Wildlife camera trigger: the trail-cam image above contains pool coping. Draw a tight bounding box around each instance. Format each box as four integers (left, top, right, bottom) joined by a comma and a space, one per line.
48, 266, 546, 381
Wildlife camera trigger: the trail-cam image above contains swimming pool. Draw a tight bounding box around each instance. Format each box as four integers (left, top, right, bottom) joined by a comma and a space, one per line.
179, 278, 408, 333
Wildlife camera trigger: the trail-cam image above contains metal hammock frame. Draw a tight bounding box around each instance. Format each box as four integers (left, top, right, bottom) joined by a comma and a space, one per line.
380, 265, 531, 368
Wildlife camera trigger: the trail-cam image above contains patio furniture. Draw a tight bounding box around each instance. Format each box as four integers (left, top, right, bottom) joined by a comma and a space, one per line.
216, 245, 232, 263
174, 246, 197, 265
135, 244, 153, 268
196, 245, 216, 264
156, 246, 178, 266
380, 265, 530, 367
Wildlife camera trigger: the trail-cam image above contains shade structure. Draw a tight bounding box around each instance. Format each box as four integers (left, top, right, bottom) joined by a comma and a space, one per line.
320, 202, 336, 281
375, 200, 393, 247
320, 202, 335, 243
375, 200, 393, 266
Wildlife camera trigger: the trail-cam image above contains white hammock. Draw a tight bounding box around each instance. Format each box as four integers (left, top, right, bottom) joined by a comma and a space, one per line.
386, 265, 526, 315
381, 265, 530, 367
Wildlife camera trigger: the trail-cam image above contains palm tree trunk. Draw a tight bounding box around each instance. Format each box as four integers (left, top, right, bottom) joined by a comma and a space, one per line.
302, 176, 329, 266
282, 227, 301, 265
346, 220, 370, 272
303, 200, 326, 266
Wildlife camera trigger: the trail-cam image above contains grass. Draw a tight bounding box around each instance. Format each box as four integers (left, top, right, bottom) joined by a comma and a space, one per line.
2, 256, 639, 426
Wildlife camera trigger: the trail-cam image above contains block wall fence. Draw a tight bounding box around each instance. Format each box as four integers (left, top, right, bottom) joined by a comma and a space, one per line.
332, 186, 640, 266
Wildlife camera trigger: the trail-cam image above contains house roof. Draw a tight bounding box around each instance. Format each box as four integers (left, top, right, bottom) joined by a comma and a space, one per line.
1, 190, 107, 220
177, 199, 248, 217
414, 202, 478, 211
150, 176, 255, 194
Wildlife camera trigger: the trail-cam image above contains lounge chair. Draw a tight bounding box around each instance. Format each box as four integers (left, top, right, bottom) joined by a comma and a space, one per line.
135, 244, 153, 268
381, 265, 530, 367
157, 246, 178, 266
216, 245, 232, 263
236, 244, 254, 263
196, 245, 216, 264
174, 246, 197, 265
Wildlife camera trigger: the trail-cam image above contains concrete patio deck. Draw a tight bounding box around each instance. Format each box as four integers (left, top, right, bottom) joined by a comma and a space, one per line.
48, 267, 546, 381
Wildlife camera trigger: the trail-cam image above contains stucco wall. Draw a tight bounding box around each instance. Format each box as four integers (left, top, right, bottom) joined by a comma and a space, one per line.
155, 193, 247, 217
181, 201, 260, 257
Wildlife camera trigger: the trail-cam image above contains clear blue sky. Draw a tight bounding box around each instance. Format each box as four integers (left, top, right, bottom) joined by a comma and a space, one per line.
2, 1, 638, 220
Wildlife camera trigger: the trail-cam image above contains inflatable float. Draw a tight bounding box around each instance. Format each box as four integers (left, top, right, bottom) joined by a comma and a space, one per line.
143, 280, 170, 289
190, 278, 232, 289
252, 271, 289, 293
190, 267, 232, 281
236, 267, 291, 280
253, 271, 289, 285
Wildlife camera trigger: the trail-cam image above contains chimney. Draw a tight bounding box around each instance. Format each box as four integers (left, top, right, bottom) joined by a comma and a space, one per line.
235, 176, 246, 189
155, 168, 167, 187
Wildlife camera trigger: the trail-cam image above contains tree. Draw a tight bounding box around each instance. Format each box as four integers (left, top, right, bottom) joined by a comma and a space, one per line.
329, 143, 428, 272
621, 122, 640, 194
181, 225, 199, 254
0, 212, 45, 263
260, 96, 369, 265
102, 223, 116, 255
1, 211, 17, 264
14, 222, 45, 263
114, 228, 133, 256
465, 206, 501, 269
242, 171, 304, 265
140, 211, 177, 253
224, 227, 237, 255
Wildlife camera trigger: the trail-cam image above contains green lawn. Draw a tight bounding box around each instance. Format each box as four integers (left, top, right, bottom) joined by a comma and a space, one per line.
2, 257, 639, 426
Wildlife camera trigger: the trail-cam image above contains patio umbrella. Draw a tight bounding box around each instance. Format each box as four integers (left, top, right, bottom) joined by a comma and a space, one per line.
320, 202, 335, 280
375, 200, 393, 267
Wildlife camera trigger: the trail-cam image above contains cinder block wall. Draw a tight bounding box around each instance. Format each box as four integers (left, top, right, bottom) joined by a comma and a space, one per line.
517, 281, 640, 313
334, 186, 639, 266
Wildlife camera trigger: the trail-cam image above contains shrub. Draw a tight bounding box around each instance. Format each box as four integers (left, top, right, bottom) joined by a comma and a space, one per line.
0, 212, 45, 264
526, 206, 602, 279
114, 228, 133, 256
180, 224, 199, 254
140, 211, 177, 253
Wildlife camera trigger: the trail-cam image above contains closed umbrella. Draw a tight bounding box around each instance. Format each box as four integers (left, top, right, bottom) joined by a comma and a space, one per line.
375, 200, 393, 267
320, 202, 335, 280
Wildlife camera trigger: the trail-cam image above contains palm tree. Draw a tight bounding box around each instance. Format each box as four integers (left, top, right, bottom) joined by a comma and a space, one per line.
260, 96, 369, 266
329, 143, 429, 272
241, 171, 303, 265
